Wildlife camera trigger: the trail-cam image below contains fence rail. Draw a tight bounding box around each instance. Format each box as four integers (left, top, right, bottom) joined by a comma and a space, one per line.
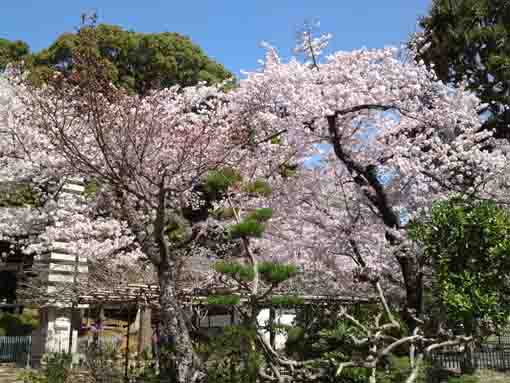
430, 349, 510, 371
0, 336, 31, 364
487, 335, 510, 345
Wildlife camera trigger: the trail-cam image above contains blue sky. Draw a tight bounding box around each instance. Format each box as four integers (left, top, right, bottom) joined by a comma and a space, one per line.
2, 1, 431, 76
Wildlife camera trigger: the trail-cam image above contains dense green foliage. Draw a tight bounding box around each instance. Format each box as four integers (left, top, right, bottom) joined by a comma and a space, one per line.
415, 0, 510, 137
31, 24, 233, 94
258, 261, 298, 284
286, 318, 361, 362
214, 261, 255, 282
204, 168, 242, 196
227, 208, 273, 239
229, 219, 265, 238
0, 38, 30, 72
289, 306, 383, 360
410, 197, 510, 334
377, 356, 429, 383
0, 310, 38, 336
286, 311, 425, 382
0, 184, 40, 207
1, 23, 233, 94
19, 353, 71, 383
246, 207, 273, 222
203, 326, 262, 383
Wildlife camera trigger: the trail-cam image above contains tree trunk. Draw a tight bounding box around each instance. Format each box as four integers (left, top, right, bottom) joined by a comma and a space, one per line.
158, 264, 203, 383
398, 256, 423, 333
460, 317, 476, 374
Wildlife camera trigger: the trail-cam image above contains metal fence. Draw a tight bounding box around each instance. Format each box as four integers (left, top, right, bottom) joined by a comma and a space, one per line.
430, 347, 510, 371
0, 335, 31, 365
487, 335, 510, 345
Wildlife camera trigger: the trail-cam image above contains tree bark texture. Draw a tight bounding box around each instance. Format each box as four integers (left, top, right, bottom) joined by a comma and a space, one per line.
158, 265, 203, 383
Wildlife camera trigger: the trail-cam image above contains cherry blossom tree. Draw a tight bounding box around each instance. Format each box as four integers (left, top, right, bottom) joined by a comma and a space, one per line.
240, 28, 505, 311
0, 22, 296, 380
3, 19, 510, 382
225, 27, 509, 381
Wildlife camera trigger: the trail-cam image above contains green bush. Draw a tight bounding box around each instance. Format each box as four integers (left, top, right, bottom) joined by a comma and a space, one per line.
82, 342, 123, 383
214, 260, 255, 282
129, 349, 160, 383
0, 311, 38, 336
204, 168, 242, 196
335, 367, 371, 383
204, 325, 262, 383
19, 353, 71, 383
246, 208, 273, 222
376, 356, 429, 383
229, 219, 265, 238
447, 375, 479, 383
258, 262, 298, 284
45, 353, 72, 383
18, 370, 45, 383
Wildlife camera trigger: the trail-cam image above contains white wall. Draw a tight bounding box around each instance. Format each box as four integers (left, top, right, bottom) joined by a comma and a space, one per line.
257, 308, 295, 350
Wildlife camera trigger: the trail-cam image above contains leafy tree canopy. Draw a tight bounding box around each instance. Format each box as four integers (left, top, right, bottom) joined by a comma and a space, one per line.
414, 0, 510, 138
0, 38, 30, 72
410, 197, 510, 334
2, 23, 233, 94
33, 24, 233, 93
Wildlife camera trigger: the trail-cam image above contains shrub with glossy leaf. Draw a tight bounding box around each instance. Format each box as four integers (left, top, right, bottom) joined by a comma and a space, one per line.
410, 197, 510, 334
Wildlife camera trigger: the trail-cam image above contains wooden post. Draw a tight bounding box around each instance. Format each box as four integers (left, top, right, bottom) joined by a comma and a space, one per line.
269, 307, 276, 349
124, 305, 131, 383
137, 305, 152, 356
93, 305, 104, 348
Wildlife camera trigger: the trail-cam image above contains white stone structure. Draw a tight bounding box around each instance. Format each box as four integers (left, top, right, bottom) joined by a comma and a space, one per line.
0, 76, 86, 364
257, 308, 295, 350
30, 178, 88, 366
